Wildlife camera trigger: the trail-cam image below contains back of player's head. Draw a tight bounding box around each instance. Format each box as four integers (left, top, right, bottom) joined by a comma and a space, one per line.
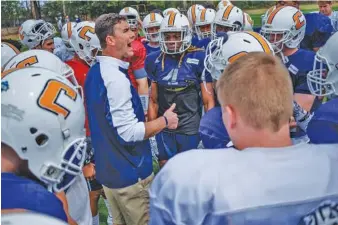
1, 67, 87, 192
216, 52, 293, 132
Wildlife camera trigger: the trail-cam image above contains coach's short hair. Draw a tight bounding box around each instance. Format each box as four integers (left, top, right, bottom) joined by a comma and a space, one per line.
216, 52, 293, 132
95, 13, 126, 49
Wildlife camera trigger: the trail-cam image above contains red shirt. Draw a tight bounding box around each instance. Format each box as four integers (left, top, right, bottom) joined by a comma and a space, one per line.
126, 38, 147, 90
65, 58, 91, 137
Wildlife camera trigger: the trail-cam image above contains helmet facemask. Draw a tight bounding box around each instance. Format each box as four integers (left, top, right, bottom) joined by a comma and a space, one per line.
260, 25, 292, 53
195, 23, 212, 40
126, 15, 138, 30
144, 25, 161, 42
307, 53, 338, 97
159, 27, 192, 54
211, 22, 241, 39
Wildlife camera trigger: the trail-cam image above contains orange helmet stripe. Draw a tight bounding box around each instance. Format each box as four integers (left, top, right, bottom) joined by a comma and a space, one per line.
67, 22, 72, 38
222, 5, 234, 20
267, 6, 285, 24
244, 31, 272, 54
192, 5, 197, 23
150, 12, 156, 22
200, 9, 207, 22
3, 42, 20, 54
168, 12, 176, 26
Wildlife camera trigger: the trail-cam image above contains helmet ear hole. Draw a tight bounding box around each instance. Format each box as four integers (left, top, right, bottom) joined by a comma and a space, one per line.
79, 43, 84, 50
30, 127, 38, 134
36, 134, 49, 146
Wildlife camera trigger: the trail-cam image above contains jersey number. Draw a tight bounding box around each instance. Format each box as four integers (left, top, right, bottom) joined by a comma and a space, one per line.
79, 26, 95, 41
37, 79, 77, 119
293, 11, 305, 30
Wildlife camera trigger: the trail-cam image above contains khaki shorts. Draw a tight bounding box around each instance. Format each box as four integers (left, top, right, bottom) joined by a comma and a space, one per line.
103, 173, 154, 225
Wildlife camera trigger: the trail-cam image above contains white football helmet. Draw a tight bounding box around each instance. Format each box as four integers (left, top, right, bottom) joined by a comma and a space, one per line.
217, 0, 232, 10
2, 213, 68, 225
19, 19, 56, 49
243, 12, 254, 31
260, 6, 306, 53
195, 8, 216, 40
187, 4, 205, 27
163, 8, 180, 17
212, 5, 245, 39
143, 13, 164, 42
1, 67, 86, 192
61, 22, 77, 51
159, 13, 192, 54
307, 32, 338, 96
2, 49, 82, 99
204, 31, 274, 80
261, 6, 277, 26
69, 21, 101, 66
119, 7, 140, 29
1, 42, 20, 68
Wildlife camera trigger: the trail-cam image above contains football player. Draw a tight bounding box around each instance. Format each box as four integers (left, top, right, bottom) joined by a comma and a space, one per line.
196, 5, 244, 49
120, 7, 149, 114
149, 52, 338, 225
146, 13, 215, 166
1, 42, 20, 68
53, 21, 77, 62
19, 19, 56, 53
318, 0, 338, 32
187, 4, 205, 46
142, 12, 163, 55
201, 31, 274, 148
2, 67, 86, 221
195, 8, 216, 41
261, 6, 320, 140
1, 49, 91, 225
307, 32, 338, 143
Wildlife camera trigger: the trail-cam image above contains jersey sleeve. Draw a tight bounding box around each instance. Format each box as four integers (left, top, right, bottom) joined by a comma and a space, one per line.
130, 41, 146, 71
197, 52, 213, 83
145, 53, 157, 81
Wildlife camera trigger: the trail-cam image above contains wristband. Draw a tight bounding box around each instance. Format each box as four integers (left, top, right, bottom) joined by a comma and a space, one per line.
163, 116, 168, 128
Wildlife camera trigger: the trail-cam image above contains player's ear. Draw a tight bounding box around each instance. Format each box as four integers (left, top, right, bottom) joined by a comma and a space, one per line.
221, 105, 237, 130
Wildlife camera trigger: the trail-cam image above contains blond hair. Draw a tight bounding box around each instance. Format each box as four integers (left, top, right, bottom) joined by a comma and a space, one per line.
216, 52, 293, 132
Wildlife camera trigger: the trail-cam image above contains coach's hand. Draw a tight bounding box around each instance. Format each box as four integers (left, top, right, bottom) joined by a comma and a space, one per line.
164, 103, 178, 130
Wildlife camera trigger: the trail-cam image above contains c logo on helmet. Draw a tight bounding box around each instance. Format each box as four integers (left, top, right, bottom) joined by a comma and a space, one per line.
16, 56, 38, 69
293, 11, 305, 30
37, 79, 77, 119
78, 26, 95, 41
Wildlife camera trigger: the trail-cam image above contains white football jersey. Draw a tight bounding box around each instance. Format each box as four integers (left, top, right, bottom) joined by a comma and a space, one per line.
66, 174, 92, 225
149, 143, 338, 225
54, 37, 74, 62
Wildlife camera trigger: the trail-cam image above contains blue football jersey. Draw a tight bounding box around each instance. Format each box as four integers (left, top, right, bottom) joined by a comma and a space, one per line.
199, 107, 231, 149
195, 37, 212, 49
145, 47, 213, 134
191, 34, 200, 46
143, 42, 160, 55
301, 13, 333, 50
1, 173, 67, 222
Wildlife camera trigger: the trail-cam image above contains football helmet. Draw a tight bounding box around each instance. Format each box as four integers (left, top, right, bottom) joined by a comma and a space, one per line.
261, 6, 277, 26
119, 7, 140, 29
307, 32, 338, 97
212, 5, 244, 39
19, 19, 56, 49
1, 42, 20, 68
243, 12, 254, 31
260, 6, 306, 53
69, 21, 101, 66
163, 8, 180, 17
143, 13, 164, 42
61, 22, 77, 51
217, 0, 232, 10
204, 31, 274, 80
1, 67, 86, 192
187, 4, 205, 27
2, 49, 82, 99
159, 13, 192, 54
195, 8, 216, 40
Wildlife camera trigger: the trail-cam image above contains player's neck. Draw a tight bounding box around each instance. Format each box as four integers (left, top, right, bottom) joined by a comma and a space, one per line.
233, 123, 293, 150
282, 47, 298, 57
149, 42, 159, 47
